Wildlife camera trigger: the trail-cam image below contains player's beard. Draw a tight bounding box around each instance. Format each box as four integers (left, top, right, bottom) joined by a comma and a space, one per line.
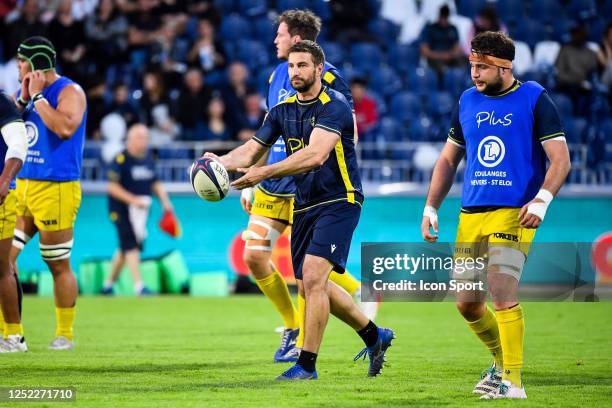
291, 71, 316, 93
480, 74, 504, 95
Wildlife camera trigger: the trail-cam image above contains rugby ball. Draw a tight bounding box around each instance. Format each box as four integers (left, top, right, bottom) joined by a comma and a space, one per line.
189, 157, 230, 201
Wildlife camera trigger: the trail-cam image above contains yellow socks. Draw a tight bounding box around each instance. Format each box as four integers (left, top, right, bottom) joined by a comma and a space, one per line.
0, 308, 4, 338
466, 306, 504, 369
329, 270, 360, 295
55, 306, 76, 340
5, 323, 23, 337
497, 305, 524, 387
255, 269, 298, 329
296, 294, 305, 348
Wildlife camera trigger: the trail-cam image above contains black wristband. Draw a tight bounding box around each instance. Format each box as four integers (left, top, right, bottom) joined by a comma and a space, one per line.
17, 97, 28, 107
32, 93, 45, 103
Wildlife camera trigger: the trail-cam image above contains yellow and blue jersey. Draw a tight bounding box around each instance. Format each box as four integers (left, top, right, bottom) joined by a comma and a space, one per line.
0, 91, 23, 190
18, 76, 86, 182
253, 86, 362, 211
260, 61, 354, 197
447, 80, 564, 209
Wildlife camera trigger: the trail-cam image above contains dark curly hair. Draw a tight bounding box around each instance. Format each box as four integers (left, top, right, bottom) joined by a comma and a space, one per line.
277, 9, 322, 41
288, 40, 325, 66
471, 31, 515, 61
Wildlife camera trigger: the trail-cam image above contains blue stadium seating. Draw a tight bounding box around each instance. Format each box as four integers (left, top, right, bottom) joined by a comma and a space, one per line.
310, 0, 332, 22
427, 91, 454, 119
511, 18, 548, 49
390, 92, 422, 125
568, 0, 597, 19
409, 116, 434, 141
495, 0, 525, 24
368, 91, 387, 116
319, 41, 345, 68
214, 0, 237, 14
233, 40, 270, 70
368, 65, 402, 99
219, 14, 251, 41
351, 43, 383, 74
276, 0, 308, 11
442, 67, 471, 98
563, 117, 589, 143
457, 0, 487, 18
368, 18, 401, 48
601, 119, 612, 143
253, 17, 276, 45
551, 93, 574, 119
238, 0, 267, 17
388, 44, 420, 76
528, 0, 559, 22
406, 67, 438, 96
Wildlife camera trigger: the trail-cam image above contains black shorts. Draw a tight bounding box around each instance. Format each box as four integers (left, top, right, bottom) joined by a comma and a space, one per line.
112, 211, 143, 252
291, 200, 361, 280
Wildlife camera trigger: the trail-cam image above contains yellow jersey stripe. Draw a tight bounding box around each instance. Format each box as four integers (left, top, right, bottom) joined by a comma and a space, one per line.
334, 140, 355, 203
315, 123, 341, 136
252, 135, 272, 147
257, 185, 295, 198
293, 197, 361, 213
539, 131, 565, 141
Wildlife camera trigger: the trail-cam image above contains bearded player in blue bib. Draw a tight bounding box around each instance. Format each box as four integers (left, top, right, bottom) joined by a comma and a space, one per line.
10, 36, 87, 350
238, 10, 377, 364
208, 41, 394, 380
422, 32, 571, 399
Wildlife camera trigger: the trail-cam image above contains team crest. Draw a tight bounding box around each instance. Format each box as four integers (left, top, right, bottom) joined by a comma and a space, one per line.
25, 121, 38, 147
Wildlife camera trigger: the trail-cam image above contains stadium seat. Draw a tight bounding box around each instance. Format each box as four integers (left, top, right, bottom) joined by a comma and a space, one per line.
511, 18, 547, 49
276, 0, 307, 12
409, 116, 434, 141
377, 116, 404, 142
237, 0, 267, 17
457, 0, 486, 18
368, 91, 387, 116
567, 0, 597, 19
253, 17, 276, 45
426, 91, 454, 119
600, 119, 612, 143
318, 41, 345, 68
513, 41, 534, 76
533, 41, 561, 70
494, 0, 525, 24
390, 92, 422, 125
310, 0, 332, 22
368, 65, 402, 99
219, 14, 251, 41
563, 117, 589, 144
550, 94, 574, 119
528, 0, 558, 22
368, 18, 401, 48
214, 0, 236, 14
406, 67, 438, 96
388, 43, 420, 76
231, 40, 270, 70
442, 67, 470, 98
351, 42, 384, 74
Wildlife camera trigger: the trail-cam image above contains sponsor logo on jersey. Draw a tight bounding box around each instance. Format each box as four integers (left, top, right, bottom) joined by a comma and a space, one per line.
477, 136, 505, 168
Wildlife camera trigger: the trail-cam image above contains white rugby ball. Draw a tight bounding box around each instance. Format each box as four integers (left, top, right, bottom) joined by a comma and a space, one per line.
189, 157, 230, 201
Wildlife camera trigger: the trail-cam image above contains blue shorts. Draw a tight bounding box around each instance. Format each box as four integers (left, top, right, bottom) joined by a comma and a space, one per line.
291, 200, 361, 280
110, 210, 143, 253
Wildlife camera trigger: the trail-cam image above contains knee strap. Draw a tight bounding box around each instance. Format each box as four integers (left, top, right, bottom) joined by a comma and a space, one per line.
242, 220, 281, 252
40, 239, 74, 261
12, 229, 31, 250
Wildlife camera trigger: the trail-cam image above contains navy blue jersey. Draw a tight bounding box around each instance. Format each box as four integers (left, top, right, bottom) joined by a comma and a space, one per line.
253, 86, 362, 210
0, 91, 23, 190
447, 81, 564, 209
107, 150, 158, 214
260, 60, 354, 197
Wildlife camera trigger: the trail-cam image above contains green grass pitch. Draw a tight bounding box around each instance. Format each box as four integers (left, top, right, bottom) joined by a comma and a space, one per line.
1, 296, 611, 407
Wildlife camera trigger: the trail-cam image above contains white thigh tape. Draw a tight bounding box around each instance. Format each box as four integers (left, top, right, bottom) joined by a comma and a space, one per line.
242, 220, 281, 251
488, 246, 525, 281
12, 229, 31, 250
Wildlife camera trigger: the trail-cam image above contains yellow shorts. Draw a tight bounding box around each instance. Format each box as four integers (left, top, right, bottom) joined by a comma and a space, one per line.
453, 208, 536, 280
251, 187, 294, 224
0, 190, 17, 240
15, 179, 82, 231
